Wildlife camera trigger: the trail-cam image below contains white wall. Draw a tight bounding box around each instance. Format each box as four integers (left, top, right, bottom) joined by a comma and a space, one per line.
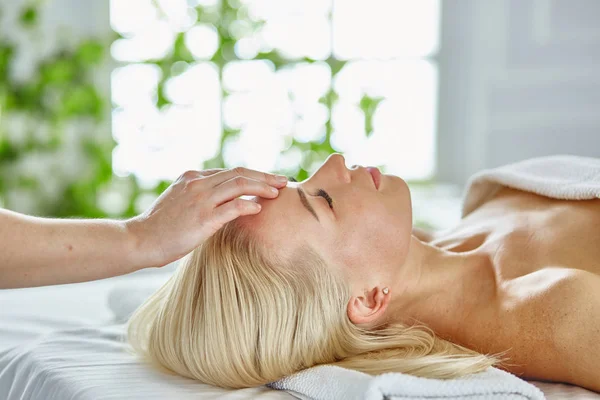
437, 0, 600, 186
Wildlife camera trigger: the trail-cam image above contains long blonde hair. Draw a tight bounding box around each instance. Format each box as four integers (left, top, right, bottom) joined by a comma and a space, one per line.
127, 219, 506, 389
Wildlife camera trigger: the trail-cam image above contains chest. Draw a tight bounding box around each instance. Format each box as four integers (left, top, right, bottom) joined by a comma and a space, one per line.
431, 187, 600, 279
430, 188, 600, 379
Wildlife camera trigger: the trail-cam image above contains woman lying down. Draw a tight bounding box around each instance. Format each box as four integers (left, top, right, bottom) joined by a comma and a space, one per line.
127, 153, 600, 393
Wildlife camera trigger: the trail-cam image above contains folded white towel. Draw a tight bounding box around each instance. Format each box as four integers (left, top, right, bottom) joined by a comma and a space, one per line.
462, 154, 600, 217
267, 364, 545, 400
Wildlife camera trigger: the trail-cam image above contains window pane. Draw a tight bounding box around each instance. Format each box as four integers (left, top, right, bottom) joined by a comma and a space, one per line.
111, 64, 161, 108
333, 0, 440, 59
245, 0, 332, 60
222, 61, 332, 171
331, 60, 437, 180
112, 63, 222, 181
110, 0, 440, 182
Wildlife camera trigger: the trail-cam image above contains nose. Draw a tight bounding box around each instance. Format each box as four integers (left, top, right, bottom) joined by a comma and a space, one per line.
323, 153, 351, 183
325, 152, 345, 164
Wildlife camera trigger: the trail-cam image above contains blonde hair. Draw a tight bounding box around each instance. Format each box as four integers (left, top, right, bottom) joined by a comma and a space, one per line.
127, 219, 506, 389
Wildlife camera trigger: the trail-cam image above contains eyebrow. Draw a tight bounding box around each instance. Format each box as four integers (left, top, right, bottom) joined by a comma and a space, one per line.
296, 187, 319, 222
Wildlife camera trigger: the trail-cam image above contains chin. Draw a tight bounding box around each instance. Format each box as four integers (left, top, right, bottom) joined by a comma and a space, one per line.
383, 174, 409, 191
392, 176, 413, 215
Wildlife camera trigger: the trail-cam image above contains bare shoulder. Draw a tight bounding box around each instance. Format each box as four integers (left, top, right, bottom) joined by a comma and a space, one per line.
547, 270, 600, 392
509, 269, 600, 392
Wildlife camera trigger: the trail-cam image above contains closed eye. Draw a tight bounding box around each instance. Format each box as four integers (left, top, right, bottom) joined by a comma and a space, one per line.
316, 189, 333, 209
287, 177, 334, 210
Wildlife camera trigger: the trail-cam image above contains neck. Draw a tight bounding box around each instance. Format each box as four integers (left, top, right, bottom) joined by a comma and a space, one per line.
385, 236, 498, 338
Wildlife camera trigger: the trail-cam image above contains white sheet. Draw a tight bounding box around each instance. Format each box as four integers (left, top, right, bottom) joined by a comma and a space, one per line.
0, 266, 598, 399
0, 266, 292, 399
0, 324, 291, 400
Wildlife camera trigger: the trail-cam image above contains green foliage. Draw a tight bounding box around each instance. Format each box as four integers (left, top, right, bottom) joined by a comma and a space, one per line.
19, 6, 37, 28
75, 40, 105, 66
61, 84, 104, 120
173, 33, 194, 63
0, 4, 114, 217
0, 42, 13, 80
359, 95, 384, 137
0, 1, 411, 219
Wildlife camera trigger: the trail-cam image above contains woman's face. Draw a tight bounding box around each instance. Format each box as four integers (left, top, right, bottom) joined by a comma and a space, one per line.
244, 153, 413, 291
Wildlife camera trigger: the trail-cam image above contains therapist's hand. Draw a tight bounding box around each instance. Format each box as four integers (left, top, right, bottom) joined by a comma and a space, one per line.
125, 167, 288, 269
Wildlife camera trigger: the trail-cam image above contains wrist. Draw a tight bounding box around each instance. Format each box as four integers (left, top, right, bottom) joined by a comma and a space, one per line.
122, 216, 156, 271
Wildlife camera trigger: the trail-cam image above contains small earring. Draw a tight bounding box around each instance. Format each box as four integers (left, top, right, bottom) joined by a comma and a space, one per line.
382, 287, 389, 295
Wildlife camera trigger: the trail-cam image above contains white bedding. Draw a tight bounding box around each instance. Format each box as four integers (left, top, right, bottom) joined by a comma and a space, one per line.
0, 267, 292, 399
0, 267, 598, 400
0, 325, 291, 399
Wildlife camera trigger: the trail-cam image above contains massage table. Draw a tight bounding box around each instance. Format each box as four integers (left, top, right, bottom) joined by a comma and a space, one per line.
0, 265, 598, 399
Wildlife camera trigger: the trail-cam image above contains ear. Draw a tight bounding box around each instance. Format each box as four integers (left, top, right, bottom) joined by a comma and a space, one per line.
347, 286, 391, 326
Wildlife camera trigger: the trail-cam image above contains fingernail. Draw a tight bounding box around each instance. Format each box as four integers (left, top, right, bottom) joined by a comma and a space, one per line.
275, 175, 288, 182
270, 187, 279, 194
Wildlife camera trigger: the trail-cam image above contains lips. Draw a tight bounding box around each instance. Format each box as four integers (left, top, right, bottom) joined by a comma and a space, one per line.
366, 167, 381, 190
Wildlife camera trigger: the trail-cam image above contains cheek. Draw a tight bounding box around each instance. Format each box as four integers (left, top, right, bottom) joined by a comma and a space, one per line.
335, 215, 407, 276
369, 220, 410, 266
342, 202, 411, 273
332, 183, 412, 278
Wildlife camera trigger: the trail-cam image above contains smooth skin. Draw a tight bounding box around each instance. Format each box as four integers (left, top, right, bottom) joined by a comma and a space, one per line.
244, 153, 600, 393
248, 153, 486, 333
0, 167, 288, 289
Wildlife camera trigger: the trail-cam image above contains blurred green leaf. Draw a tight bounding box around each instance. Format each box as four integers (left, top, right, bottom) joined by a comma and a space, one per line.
296, 169, 309, 182
154, 180, 171, 195
75, 40, 105, 66
17, 176, 39, 188
40, 59, 77, 85
254, 51, 287, 70
173, 33, 194, 63
325, 57, 347, 76
12, 82, 42, 109
0, 139, 18, 161
0, 43, 14, 81
82, 138, 113, 183
156, 81, 170, 108
19, 6, 37, 28
359, 95, 384, 138
195, 5, 220, 24
203, 155, 224, 170
61, 85, 103, 119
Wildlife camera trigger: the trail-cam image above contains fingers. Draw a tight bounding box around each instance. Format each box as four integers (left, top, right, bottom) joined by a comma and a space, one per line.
206, 166, 288, 188
211, 198, 262, 227
210, 176, 280, 206
177, 170, 203, 181
177, 169, 225, 182
199, 168, 225, 177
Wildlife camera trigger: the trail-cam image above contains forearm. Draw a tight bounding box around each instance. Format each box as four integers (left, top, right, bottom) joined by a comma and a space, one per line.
0, 208, 145, 288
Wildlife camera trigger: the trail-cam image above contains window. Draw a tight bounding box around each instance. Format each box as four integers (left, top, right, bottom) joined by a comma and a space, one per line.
110, 0, 440, 187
